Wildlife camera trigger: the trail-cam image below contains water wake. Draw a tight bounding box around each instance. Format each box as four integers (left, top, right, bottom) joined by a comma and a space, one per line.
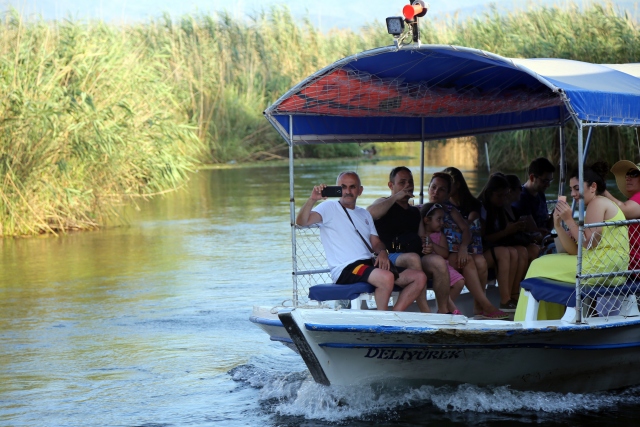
230, 360, 640, 422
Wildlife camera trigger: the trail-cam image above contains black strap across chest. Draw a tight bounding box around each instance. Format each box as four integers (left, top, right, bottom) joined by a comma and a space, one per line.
339, 202, 374, 255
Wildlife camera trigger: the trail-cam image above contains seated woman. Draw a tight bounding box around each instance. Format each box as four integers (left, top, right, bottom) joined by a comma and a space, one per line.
604, 160, 640, 271
503, 174, 540, 263
443, 166, 489, 313
420, 202, 507, 319
514, 162, 630, 321
428, 173, 506, 318
442, 167, 487, 277
478, 173, 528, 311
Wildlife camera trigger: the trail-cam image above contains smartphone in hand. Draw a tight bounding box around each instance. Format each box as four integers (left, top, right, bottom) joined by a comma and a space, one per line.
321, 186, 342, 197
558, 195, 567, 203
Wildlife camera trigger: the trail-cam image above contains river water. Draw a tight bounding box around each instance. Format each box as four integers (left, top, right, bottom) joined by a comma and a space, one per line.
1, 160, 639, 426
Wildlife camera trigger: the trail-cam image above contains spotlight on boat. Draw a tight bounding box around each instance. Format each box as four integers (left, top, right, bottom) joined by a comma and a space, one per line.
387, 1, 429, 46
385, 16, 405, 36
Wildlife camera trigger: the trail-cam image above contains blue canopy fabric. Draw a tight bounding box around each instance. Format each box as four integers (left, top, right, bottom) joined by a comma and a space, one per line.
264, 45, 640, 145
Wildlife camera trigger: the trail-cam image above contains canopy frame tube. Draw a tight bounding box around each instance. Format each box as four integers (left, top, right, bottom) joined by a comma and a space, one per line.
420, 118, 425, 205
575, 123, 586, 324
288, 115, 300, 307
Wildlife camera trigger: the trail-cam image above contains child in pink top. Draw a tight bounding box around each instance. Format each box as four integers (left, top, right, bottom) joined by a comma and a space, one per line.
421, 202, 509, 319
421, 204, 465, 313
427, 233, 465, 291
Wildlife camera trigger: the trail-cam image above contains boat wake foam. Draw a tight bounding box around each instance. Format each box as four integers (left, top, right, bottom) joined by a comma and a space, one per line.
230, 361, 640, 422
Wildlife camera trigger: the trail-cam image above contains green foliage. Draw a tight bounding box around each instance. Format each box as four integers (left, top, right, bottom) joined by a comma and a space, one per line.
0, 11, 202, 236
297, 143, 362, 159
1, 2, 638, 235
137, 7, 385, 163
428, 1, 640, 171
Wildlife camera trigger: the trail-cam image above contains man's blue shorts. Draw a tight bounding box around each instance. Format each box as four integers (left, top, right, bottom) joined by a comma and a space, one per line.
388, 252, 402, 263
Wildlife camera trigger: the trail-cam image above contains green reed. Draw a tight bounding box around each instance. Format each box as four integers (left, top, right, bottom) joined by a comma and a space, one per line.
1, 2, 638, 235
0, 11, 202, 236
432, 2, 640, 171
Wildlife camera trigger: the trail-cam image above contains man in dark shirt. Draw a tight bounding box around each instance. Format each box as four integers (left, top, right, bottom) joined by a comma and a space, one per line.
513, 157, 556, 235
367, 166, 451, 313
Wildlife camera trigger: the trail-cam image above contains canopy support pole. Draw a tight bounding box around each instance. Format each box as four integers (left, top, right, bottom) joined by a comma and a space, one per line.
484, 142, 491, 173
558, 124, 566, 197
420, 118, 425, 205
582, 127, 594, 163
288, 115, 299, 307
575, 123, 585, 324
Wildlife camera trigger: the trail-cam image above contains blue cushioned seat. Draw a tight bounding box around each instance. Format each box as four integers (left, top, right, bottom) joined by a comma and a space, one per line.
521, 277, 640, 306
308, 282, 403, 302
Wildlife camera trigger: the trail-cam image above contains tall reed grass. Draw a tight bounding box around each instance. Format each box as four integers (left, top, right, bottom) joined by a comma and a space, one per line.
1, 2, 638, 235
438, 2, 640, 171
0, 10, 202, 236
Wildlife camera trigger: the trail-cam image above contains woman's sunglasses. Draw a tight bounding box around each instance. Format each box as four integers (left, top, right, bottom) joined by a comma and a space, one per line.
424, 203, 443, 217
626, 169, 640, 178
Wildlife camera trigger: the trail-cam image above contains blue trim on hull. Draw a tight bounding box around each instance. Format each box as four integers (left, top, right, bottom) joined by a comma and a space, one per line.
318, 341, 640, 350
304, 317, 640, 333
250, 315, 284, 327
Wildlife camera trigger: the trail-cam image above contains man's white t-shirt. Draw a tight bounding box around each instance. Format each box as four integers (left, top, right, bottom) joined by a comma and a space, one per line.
312, 200, 378, 282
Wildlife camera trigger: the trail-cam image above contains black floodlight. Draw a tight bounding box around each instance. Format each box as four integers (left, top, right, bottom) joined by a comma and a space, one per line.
386, 16, 405, 36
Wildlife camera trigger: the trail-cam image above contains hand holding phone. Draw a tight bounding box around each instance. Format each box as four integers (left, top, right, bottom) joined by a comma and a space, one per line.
321, 186, 342, 198
558, 195, 567, 203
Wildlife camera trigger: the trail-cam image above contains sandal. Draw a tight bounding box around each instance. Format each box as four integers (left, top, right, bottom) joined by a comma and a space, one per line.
478, 310, 509, 320
499, 300, 518, 312
452, 310, 462, 315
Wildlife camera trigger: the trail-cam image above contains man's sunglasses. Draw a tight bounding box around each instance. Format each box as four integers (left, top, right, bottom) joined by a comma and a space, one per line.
626, 169, 640, 178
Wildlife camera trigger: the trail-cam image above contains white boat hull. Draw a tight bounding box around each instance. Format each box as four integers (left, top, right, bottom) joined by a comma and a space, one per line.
250, 306, 297, 353
279, 309, 640, 392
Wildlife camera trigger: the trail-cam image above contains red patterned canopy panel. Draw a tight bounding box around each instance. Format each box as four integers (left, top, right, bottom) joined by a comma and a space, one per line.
275, 69, 563, 117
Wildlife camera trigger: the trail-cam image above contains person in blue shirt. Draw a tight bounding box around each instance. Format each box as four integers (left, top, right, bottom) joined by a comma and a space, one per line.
513, 157, 556, 236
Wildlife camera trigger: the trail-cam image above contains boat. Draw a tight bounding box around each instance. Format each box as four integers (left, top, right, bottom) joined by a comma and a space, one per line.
250, 2, 640, 392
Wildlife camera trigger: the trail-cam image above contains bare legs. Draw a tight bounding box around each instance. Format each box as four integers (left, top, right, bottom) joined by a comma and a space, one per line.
473, 254, 488, 291
484, 245, 529, 305
484, 246, 513, 305
472, 253, 488, 314
451, 252, 501, 315
366, 266, 426, 311
513, 245, 529, 301
526, 244, 540, 264
366, 268, 397, 310
393, 268, 427, 311
421, 254, 452, 313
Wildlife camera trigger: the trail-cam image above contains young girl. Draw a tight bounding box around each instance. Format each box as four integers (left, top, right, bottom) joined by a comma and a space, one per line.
421, 202, 508, 319
420, 202, 464, 313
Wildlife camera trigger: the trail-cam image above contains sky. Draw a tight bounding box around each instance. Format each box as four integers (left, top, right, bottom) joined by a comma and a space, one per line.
1, 1, 636, 30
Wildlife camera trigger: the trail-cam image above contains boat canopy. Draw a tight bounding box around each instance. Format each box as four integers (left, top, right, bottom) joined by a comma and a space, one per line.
264, 45, 640, 145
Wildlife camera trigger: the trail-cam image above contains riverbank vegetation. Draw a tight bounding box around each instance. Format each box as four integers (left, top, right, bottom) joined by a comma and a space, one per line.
1, 2, 638, 235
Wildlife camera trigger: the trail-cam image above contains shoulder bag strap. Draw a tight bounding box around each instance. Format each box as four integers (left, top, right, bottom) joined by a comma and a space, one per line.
339, 202, 375, 255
